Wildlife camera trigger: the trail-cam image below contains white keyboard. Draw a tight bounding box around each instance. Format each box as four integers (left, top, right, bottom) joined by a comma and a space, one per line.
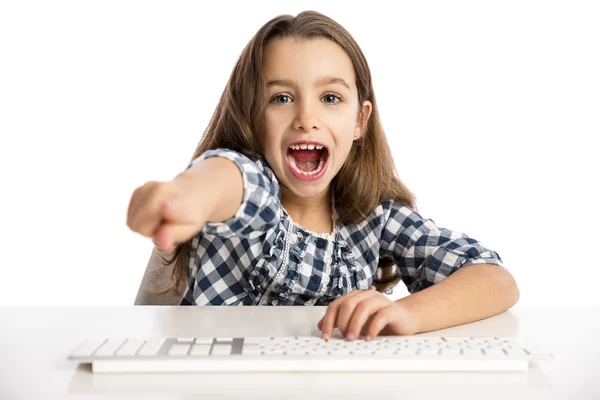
67, 336, 553, 373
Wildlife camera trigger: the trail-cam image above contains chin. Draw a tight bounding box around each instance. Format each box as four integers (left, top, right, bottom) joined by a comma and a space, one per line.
281, 177, 331, 199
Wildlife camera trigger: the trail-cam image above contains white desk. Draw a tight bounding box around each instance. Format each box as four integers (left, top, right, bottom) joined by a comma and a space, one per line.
1, 306, 599, 399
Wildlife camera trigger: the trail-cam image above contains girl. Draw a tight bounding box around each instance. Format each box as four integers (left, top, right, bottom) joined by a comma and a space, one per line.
127, 10, 519, 341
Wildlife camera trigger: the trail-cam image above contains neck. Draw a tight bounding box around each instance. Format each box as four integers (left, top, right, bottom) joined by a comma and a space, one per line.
280, 185, 333, 234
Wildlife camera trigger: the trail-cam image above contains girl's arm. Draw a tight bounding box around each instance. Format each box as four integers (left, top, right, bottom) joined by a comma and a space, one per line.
317, 202, 519, 340
183, 148, 282, 239
394, 262, 519, 334
319, 202, 519, 339
176, 155, 244, 223
379, 202, 519, 332
128, 148, 281, 251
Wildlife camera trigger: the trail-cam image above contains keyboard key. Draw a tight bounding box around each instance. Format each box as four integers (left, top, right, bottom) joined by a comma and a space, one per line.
194, 337, 214, 344
168, 344, 191, 356
137, 338, 166, 356
263, 348, 285, 356
308, 348, 330, 355
373, 347, 397, 355
524, 347, 550, 357
177, 338, 195, 343
418, 347, 440, 355
285, 349, 308, 356
351, 349, 375, 355
190, 344, 212, 356
211, 344, 232, 356
330, 349, 351, 355
95, 339, 127, 356
440, 347, 461, 356
71, 339, 106, 357
395, 348, 417, 355
483, 348, 507, 356
241, 346, 263, 356
116, 339, 145, 356
505, 348, 529, 356
462, 348, 484, 356
298, 336, 324, 343
244, 337, 270, 344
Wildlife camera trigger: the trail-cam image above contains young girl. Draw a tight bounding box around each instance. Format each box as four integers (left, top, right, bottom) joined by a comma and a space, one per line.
127, 10, 519, 341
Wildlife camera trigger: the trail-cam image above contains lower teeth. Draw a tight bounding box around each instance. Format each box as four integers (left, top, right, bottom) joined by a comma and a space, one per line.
288, 155, 325, 176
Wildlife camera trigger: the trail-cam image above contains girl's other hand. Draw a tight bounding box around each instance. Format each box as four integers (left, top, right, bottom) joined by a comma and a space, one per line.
317, 290, 421, 340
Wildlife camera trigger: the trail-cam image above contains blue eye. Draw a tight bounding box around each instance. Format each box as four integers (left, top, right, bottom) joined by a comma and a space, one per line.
322, 94, 341, 104
272, 95, 292, 104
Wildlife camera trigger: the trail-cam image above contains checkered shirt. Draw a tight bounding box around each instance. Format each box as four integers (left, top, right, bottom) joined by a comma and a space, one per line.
179, 148, 504, 306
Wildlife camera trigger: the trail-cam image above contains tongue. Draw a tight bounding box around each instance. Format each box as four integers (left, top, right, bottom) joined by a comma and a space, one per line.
290, 149, 321, 161
290, 149, 321, 171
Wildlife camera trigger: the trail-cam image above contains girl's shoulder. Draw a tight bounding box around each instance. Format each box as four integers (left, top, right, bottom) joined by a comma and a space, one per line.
336, 200, 428, 238
194, 147, 280, 186
379, 199, 421, 217
334, 199, 418, 231
365, 199, 422, 221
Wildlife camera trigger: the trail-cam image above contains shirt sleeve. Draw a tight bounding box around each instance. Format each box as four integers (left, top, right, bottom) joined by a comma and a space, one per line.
186, 148, 281, 239
379, 201, 504, 294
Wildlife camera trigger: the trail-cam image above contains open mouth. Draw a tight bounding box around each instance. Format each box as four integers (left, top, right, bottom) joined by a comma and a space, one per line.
286, 143, 329, 178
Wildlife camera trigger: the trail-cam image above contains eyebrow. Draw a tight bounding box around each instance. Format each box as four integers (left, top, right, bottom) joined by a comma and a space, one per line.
267, 76, 351, 90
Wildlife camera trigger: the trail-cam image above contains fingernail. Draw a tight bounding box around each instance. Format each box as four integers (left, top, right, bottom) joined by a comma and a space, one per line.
365, 334, 372, 341
321, 333, 329, 341
346, 332, 355, 341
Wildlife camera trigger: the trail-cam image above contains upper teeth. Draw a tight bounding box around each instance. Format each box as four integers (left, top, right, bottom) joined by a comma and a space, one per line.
289, 144, 324, 150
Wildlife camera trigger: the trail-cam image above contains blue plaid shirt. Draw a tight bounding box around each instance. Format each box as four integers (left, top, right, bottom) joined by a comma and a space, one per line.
180, 148, 503, 306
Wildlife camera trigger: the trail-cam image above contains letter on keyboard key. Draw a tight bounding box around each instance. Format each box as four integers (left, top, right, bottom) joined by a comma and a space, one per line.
95, 339, 127, 356
137, 338, 166, 356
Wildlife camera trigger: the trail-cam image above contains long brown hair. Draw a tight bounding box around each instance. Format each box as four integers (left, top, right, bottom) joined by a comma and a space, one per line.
152, 10, 417, 297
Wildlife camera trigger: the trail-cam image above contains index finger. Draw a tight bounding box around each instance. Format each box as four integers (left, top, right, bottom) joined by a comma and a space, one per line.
320, 299, 342, 340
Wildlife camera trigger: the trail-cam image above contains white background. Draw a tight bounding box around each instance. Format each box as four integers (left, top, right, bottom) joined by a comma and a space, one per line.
0, 1, 598, 306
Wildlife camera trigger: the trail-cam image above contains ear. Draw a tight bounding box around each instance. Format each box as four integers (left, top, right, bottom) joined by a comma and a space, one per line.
355, 100, 373, 140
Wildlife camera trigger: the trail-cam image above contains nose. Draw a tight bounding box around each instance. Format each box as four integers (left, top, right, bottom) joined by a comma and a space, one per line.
293, 100, 321, 132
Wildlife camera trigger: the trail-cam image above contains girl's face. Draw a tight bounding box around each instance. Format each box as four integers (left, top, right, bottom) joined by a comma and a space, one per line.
261, 37, 372, 200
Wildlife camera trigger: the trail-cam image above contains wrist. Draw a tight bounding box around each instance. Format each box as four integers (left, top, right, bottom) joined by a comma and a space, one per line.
394, 297, 424, 335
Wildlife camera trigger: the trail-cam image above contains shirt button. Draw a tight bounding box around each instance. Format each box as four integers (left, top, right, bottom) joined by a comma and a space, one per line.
316, 239, 326, 249
310, 275, 320, 284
